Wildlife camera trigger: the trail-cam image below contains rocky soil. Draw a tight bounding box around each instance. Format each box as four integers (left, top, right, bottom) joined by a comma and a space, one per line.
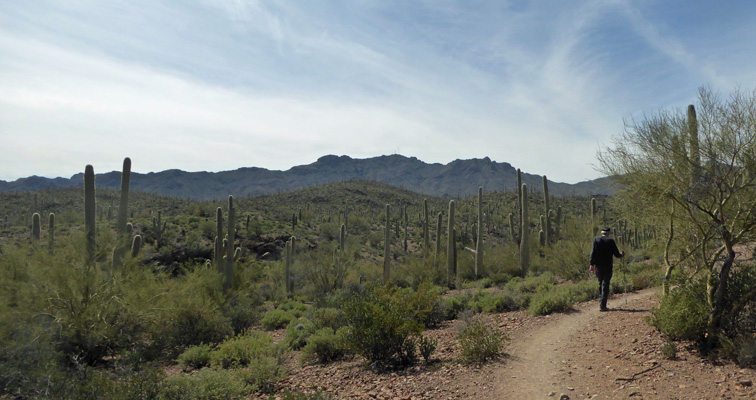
261, 288, 754, 399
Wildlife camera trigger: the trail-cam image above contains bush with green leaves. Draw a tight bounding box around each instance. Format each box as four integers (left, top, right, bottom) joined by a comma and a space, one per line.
457, 317, 507, 364
285, 317, 316, 350
261, 308, 297, 331
210, 331, 283, 369
300, 327, 350, 365
649, 278, 709, 342
418, 335, 438, 363
161, 367, 254, 399
177, 343, 213, 370
342, 284, 423, 369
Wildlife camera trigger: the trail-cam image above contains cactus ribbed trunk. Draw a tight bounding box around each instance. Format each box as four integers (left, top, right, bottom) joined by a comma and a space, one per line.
435, 212, 442, 270
516, 168, 522, 244
508, 213, 515, 242
214, 207, 224, 269
383, 204, 391, 284
131, 235, 142, 257
590, 198, 597, 237
542, 176, 550, 247
519, 184, 529, 275
447, 200, 456, 288
475, 187, 483, 278
224, 195, 236, 292
339, 223, 346, 251
48, 213, 55, 255
423, 199, 429, 255
116, 158, 131, 236
688, 104, 701, 184
84, 165, 96, 265
31, 212, 41, 242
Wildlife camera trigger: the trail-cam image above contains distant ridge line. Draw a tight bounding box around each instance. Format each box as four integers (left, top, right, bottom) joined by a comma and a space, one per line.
0, 154, 613, 200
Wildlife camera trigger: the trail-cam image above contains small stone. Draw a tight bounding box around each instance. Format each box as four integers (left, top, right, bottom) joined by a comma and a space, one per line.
548, 392, 557, 397
629, 392, 641, 397
559, 394, 570, 400
739, 380, 753, 387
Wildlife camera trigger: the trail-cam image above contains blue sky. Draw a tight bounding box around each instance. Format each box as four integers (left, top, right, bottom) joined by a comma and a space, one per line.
2, 0, 756, 184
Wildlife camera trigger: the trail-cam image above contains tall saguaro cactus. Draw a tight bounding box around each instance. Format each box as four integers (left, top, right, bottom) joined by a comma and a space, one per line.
116, 157, 131, 236
152, 210, 167, 249
542, 176, 550, 247
223, 195, 239, 292
48, 213, 55, 255
447, 200, 456, 288
423, 199, 429, 255
520, 184, 529, 275
383, 204, 391, 284
475, 187, 483, 278
31, 213, 41, 242
590, 198, 597, 236
84, 165, 96, 265
688, 104, 701, 184
435, 212, 442, 270
516, 168, 522, 243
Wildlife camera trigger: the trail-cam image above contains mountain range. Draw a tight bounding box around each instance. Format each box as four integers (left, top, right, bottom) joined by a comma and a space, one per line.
0, 155, 613, 200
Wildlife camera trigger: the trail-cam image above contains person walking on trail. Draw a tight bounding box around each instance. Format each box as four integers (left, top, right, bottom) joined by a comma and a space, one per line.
589, 227, 625, 311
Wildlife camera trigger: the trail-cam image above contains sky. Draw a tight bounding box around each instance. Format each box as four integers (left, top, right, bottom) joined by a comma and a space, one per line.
2, 1, 756, 184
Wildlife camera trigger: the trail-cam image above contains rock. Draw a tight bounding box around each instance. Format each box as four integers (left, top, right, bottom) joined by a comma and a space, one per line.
559, 394, 570, 400
739, 380, 753, 387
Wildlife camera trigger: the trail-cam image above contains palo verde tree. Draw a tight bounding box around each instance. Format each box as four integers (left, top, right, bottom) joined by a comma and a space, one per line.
598, 86, 756, 349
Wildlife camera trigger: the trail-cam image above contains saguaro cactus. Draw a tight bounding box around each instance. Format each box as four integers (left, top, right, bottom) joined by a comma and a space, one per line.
31, 212, 41, 242
516, 168, 522, 243
591, 198, 597, 236
435, 212, 442, 269
214, 207, 224, 268
152, 210, 167, 249
223, 195, 238, 292
475, 187, 483, 278
447, 200, 456, 288
48, 213, 55, 255
508, 213, 516, 242
542, 176, 550, 247
131, 235, 142, 257
383, 204, 391, 284
688, 104, 701, 184
84, 165, 96, 264
423, 199, 429, 255
285, 236, 294, 296
339, 223, 346, 251
116, 157, 131, 236
520, 184, 529, 275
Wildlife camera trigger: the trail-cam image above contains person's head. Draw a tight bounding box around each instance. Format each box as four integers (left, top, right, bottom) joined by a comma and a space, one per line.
601, 227, 612, 236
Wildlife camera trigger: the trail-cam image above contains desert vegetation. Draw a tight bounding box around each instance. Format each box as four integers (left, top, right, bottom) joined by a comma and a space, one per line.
2, 87, 756, 398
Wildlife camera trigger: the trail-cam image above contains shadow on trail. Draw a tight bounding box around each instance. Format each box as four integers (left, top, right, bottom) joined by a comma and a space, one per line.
604, 307, 650, 313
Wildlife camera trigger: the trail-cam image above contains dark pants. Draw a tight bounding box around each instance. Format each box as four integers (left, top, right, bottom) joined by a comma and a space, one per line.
596, 266, 613, 308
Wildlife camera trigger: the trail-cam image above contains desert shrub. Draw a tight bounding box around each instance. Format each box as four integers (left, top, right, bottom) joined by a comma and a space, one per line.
210, 331, 279, 369
342, 284, 423, 369
161, 368, 253, 400
300, 327, 350, 365
527, 288, 572, 316
261, 308, 297, 331
285, 317, 316, 350
418, 336, 438, 363
441, 294, 472, 320
649, 278, 709, 342
306, 307, 345, 331
470, 290, 519, 313
398, 281, 444, 328
177, 343, 213, 371
457, 317, 507, 364
222, 294, 263, 336
160, 305, 233, 351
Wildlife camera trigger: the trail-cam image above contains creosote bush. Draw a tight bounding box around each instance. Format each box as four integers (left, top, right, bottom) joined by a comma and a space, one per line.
342, 284, 424, 369
457, 316, 507, 364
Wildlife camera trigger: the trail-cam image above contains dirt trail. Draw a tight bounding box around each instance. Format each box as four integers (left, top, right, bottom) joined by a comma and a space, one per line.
479, 289, 658, 400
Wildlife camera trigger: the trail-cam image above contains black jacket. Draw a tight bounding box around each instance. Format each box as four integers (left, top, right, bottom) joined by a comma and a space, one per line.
589, 235, 623, 269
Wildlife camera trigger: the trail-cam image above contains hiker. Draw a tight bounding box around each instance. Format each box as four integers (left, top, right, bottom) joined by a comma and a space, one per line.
589, 227, 625, 311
